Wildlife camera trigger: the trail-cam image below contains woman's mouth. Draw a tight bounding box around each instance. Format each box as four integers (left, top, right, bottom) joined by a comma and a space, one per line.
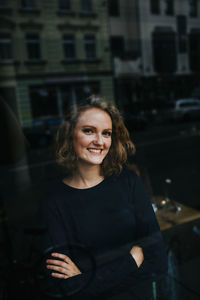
88, 148, 102, 154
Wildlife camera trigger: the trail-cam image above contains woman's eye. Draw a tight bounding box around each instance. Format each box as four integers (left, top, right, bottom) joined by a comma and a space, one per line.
103, 131, 112, 137
83, 128, 93, 134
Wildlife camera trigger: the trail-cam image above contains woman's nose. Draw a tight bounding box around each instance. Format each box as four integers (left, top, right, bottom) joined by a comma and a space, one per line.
94, 133, 103, 145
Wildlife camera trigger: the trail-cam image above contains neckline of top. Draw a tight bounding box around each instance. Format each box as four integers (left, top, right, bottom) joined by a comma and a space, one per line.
61, 176, 111, 191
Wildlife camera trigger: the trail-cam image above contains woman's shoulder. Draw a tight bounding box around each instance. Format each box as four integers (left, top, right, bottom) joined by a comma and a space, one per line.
119, 165, 140, 182
110, 165, 140, 191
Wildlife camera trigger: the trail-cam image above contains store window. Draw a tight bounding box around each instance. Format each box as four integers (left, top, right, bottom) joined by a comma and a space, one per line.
0, 35, 12, 61
165, 0, 174, 15
84, 35, 96, 59
30, 86, 58, 122
21, 0, 36, 9
108, 0, 120, 16
189, 0, 198, 17
81, 0, 92, 13
2, 2, 200, 300
26, 34, 41, 61
59, 0, 71, 11
150, 0, 160, 14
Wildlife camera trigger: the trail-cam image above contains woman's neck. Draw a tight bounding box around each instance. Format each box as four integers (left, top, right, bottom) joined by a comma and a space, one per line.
64, 164, 104, 189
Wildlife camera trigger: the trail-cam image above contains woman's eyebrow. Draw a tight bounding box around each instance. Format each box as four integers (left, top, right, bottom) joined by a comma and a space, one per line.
81, 125, 112, 130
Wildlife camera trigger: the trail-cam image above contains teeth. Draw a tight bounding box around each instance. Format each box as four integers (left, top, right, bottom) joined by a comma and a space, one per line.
88, 149, 101, 153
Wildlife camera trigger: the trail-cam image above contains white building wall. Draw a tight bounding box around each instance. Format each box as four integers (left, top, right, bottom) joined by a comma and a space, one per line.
138, 0, 200, 76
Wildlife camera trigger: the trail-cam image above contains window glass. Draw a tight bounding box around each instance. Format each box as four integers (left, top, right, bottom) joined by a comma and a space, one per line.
152, 31, 177, 73
84, 35, 96, 59
0, 0, 6, 8
59, 0, 71, 11
165, 0, 174, 15
189, 0, 198, 17
63, 35, 76, 59
189, 32, 200, 72
81, 0, 92, 12
1, 2, 200, 300
110, 36, 124, 58
108, 0, 120, 16
26, 34, 41, 60
21, 0, 36, 9
0, 36, 12, 60
150, 0, 160, 14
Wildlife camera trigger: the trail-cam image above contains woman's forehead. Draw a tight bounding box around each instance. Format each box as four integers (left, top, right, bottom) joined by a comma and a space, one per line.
76, 108, 112, 127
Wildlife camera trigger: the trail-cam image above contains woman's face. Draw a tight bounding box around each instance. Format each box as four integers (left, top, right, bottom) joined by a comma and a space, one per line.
73, 108, 112, 167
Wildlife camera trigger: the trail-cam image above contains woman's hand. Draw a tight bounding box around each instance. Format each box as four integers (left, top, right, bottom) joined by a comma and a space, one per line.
130, 246, 144, 268
46, 252, 82, 279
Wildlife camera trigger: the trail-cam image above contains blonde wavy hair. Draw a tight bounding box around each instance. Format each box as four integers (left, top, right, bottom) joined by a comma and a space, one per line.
55, 96, 136, 177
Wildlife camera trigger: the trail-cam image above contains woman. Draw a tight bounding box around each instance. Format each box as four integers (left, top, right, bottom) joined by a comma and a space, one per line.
41, 96, 167, 299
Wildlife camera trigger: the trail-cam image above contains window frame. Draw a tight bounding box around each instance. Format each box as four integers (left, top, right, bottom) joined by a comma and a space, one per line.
80, 0, 93, 13
108, 0, 120, 17
0, 0, 6, 8
25, 34, 41, 61
58, 0, 71, 12
150, 0, 160, 15
189, 0, 198, 17
63, 34, 76, 60
21, 0, 36, 10
84, 34, 96, 60
165, 0, 174, 15
0, 35, 13, 61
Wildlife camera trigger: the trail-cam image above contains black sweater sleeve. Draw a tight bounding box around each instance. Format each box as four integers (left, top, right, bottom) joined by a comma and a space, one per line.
40, 174, 167, 299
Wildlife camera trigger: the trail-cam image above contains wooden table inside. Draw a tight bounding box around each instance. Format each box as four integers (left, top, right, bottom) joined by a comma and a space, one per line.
154, 196, 200, 231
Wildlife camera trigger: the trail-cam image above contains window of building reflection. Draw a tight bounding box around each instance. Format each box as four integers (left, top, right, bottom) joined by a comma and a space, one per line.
0, 0, 6, 8
84, 35, 96, 60
26, 34, 42, 61
152, 29, 177, 73
21, 0, 36, 10
0, 34, 13, 61
110, 36, 124, 59
108, 0, 120, 16
29, 83, 100, 126
189, 30, 200, 72
165, 0, 174, 15
81, 0, 93, 13
150, 0, 160, 14
189, 0, 198, 17
63, 34, 76, 60
59, 0, 71, 12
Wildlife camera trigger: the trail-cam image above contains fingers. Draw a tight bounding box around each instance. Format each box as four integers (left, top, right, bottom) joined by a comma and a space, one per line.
46, 254, 72, 275
51, 272, 69, 279
51, 252, 73, 264
46, 252, 82, 278
46, 259, 71, 270
47, 263, 69, 275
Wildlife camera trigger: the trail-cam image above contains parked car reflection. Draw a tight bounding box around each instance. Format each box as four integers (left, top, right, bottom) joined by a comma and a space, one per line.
155, 98, 200, 123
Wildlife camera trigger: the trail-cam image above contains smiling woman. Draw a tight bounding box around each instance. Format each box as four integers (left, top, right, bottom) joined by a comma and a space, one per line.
40, 95, 167, 300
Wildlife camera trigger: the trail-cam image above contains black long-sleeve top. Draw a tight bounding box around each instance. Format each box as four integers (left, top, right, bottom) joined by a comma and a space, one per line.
40, 168, 167, 300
